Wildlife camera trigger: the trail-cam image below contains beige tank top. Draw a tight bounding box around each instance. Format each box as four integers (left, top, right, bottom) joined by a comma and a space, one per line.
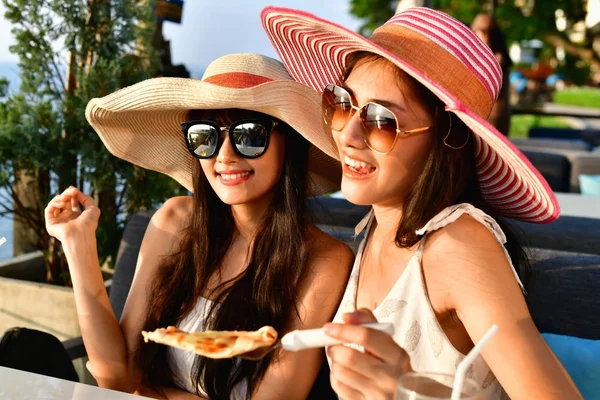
331, 204, 521, 400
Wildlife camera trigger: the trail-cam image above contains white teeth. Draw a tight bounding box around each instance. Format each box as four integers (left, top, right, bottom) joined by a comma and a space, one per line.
221, 171, 251, 180
344, 155, 374, 169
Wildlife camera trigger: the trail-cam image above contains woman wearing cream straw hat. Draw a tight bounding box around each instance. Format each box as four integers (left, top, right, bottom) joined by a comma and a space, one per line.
44, 53, 353, 399
262, 7, 582, 400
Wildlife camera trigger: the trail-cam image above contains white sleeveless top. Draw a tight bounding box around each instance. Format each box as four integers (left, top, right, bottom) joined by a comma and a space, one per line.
166, 297, 248, 399
331, 204, 521, 399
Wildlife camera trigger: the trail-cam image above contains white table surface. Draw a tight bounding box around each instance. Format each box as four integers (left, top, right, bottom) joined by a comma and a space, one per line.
0, 366, 154, 400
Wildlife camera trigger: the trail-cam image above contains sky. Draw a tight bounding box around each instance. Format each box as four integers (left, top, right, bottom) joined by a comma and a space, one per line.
0, 1, 362, 75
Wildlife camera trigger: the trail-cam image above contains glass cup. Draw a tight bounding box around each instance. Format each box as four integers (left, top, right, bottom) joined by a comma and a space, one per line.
396, 372, 483, 400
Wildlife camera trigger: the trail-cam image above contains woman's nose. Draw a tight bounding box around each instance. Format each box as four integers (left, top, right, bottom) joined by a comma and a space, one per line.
337, 113, 366, 150
216, 134, 238, 164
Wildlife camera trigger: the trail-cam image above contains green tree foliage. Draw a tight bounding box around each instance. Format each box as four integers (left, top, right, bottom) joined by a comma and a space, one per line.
350, 0, 597, 82
0, 0, 186, 284
350, 0, 399, 36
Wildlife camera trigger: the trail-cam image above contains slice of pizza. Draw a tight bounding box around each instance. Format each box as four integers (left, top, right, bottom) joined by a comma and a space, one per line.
141, 326, 278, 359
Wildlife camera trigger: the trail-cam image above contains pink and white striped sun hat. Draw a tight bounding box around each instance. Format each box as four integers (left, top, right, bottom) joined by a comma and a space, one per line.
261, 6, 559, 223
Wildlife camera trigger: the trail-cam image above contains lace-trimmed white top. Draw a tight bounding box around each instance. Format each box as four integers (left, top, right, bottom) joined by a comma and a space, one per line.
331, 204, 521, 399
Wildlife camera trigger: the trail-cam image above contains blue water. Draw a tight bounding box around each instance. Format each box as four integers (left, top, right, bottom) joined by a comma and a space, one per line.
0, 188, 13, 262
0, 64, 18, 261
0, 182, 125, 262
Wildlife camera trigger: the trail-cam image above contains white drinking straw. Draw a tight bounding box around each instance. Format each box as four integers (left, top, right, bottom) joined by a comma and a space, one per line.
451, 324, 499, 400
0, 237, 6, 247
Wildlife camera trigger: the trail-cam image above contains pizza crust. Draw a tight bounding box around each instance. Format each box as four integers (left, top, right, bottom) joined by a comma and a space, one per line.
141, 326, 278, 359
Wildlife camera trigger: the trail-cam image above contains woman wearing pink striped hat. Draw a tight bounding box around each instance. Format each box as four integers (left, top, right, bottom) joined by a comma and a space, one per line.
262, 7, 581, 400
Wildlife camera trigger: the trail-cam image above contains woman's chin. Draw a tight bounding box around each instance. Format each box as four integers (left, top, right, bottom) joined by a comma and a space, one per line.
340, 184, 376, 207
214, 190, 253, 206
216, 187, 274, 207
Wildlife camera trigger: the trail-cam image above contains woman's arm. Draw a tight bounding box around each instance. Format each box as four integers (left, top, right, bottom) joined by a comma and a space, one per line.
135, 385, 207, 399
324, 310, 412, 399
47, 187, 133, 390
46, 188, 190, 392
429, 216, 582, 400
251, 231, 354, 400
86, 362, 206, 399
323, 215, 582, 400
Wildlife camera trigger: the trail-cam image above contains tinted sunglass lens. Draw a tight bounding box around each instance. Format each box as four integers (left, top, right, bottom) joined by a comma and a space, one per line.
360, 104, 399, 153
232, 123, 268, 157
322, 90, 336, 127
323, 85, 353, 131
187, 124, 218, 158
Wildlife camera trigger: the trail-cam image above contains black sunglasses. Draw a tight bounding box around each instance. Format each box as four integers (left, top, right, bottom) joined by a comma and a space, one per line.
181, 118, 278, 159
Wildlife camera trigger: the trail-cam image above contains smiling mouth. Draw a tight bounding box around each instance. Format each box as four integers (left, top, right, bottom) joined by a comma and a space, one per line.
343, 155, 376, 178
217, 170, 254, 185
219, 171, 252, 181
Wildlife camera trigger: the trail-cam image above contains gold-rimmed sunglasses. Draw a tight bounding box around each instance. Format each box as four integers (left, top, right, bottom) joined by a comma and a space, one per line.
322, 84, 431, 154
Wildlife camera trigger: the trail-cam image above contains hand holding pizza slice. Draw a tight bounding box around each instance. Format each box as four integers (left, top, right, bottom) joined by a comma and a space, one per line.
142, 323, 394, 360
141, 326, 278, 359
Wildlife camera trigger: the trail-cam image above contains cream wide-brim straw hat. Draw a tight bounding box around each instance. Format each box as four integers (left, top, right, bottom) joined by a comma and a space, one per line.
85, 53, 341, 196
261, 7, 559, 223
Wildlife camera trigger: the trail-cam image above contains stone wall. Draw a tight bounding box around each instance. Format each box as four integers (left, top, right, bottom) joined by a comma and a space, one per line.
0, 253, 112, 385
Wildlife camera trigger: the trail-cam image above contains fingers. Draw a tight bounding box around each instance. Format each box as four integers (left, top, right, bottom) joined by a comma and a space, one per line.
45, 195, 67, 220
73, 190, 98, 211
71, 196, 80, 213
72, 191, 100, 222
47, 187, 96, 212
48, 197, 65, 210
45, 187, 98, 225
47, 187, 79, 208
62, 186, 98, 211
45, 188, 79, 219
331, 360, 400, 400
44, 187, 101, 240
330, 370, 365, 400
328, 346, 402, 395
331, 361, 398, 400
324, 322, 410, 366
328, 345, 379, 377
60, 186, 79, 199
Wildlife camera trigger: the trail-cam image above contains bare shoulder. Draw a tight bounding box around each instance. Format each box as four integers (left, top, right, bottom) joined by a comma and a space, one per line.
149, 196, 193, 234
424, 213, 502, 255
139, 196, 193, 258
422, 213, 522, 300
422, 217, 580, 399
290, 226, 354, 328
306, 225, 354, 278
419, 216, 579, 400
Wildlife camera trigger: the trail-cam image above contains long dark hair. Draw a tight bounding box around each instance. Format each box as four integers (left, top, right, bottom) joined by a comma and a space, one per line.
344, 52, 530, 285
137, 109, 311, 399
